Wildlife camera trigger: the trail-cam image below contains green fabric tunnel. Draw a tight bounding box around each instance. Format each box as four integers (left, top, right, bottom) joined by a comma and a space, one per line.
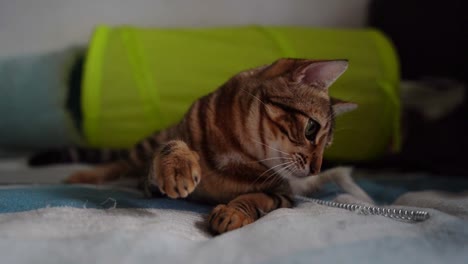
82, 25, 400, 161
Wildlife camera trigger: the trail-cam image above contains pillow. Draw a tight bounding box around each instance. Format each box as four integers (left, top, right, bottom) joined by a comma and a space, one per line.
0, 48, 84, 150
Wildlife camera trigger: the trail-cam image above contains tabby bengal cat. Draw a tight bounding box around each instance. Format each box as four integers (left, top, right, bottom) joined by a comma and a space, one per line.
30, 58, 360, 234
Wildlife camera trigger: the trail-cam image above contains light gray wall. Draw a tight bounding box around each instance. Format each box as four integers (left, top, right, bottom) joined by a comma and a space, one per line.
0, 0, 370, 56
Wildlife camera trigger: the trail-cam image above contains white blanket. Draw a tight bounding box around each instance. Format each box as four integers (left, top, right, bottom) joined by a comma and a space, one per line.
0, 158, 467, 264
1, 189, 467, 264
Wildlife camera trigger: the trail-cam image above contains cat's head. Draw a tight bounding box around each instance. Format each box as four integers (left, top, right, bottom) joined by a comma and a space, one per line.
228, 58, 356, 179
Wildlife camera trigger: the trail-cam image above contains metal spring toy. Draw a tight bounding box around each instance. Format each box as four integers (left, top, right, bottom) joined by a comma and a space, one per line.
295, 196, 430, 223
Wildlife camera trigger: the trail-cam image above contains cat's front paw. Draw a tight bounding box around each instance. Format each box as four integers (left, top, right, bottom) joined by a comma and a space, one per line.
208, 204, 255, 234
150, 140, 201, 199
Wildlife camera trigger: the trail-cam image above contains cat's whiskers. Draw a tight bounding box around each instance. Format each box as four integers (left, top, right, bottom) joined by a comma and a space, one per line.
290, 167, 300, 179
246, 156, 292, 164
250, 138, 291, 157
287, 166, 296, 177
260, 168, 283, 187
249, 138, 296, 185
275, 162, 295, 177
254, 161, 293, 182
253, 161, 293, 185
265, 163, 295, 187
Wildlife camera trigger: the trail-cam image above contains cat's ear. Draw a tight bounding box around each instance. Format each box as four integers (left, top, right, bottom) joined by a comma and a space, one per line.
294, 60, 348, 89
331, 97, 358, 116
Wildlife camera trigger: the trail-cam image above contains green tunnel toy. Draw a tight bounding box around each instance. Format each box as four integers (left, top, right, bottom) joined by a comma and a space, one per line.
82, 25, 400, 161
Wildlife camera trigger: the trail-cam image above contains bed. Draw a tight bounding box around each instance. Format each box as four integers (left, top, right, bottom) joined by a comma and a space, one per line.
1, 156, 467, 264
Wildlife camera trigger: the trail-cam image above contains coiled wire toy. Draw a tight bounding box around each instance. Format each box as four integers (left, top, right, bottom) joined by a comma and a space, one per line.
295, 196, 430, 223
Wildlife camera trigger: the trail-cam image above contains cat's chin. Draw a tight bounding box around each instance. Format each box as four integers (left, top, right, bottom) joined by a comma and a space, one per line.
296, 174, 318, 179
283, 171, 315, 180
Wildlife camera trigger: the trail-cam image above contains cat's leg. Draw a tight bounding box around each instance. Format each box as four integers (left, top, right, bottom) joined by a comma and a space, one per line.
208, 192, 293, 234
65, 161, 131, 184
148, 140, 201, 199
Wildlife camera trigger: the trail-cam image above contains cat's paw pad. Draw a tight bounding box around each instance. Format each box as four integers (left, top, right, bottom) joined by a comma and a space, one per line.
208, 204, 254, 234
151, 140, 201, 199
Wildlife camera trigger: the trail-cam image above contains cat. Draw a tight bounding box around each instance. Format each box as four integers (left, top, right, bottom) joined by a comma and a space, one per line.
30, 58, 368, 234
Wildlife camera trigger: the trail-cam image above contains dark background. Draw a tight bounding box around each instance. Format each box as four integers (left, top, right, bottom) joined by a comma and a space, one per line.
354, 0, 468, 176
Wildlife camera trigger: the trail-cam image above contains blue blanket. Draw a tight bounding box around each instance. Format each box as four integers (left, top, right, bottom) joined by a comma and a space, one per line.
1, 169, 467, 264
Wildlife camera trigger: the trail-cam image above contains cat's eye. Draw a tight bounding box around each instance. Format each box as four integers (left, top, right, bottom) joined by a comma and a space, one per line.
305, 119, 320, 141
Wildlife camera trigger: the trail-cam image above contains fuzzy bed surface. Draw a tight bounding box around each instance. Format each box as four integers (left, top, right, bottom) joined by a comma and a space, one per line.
0, 158, 467, 264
